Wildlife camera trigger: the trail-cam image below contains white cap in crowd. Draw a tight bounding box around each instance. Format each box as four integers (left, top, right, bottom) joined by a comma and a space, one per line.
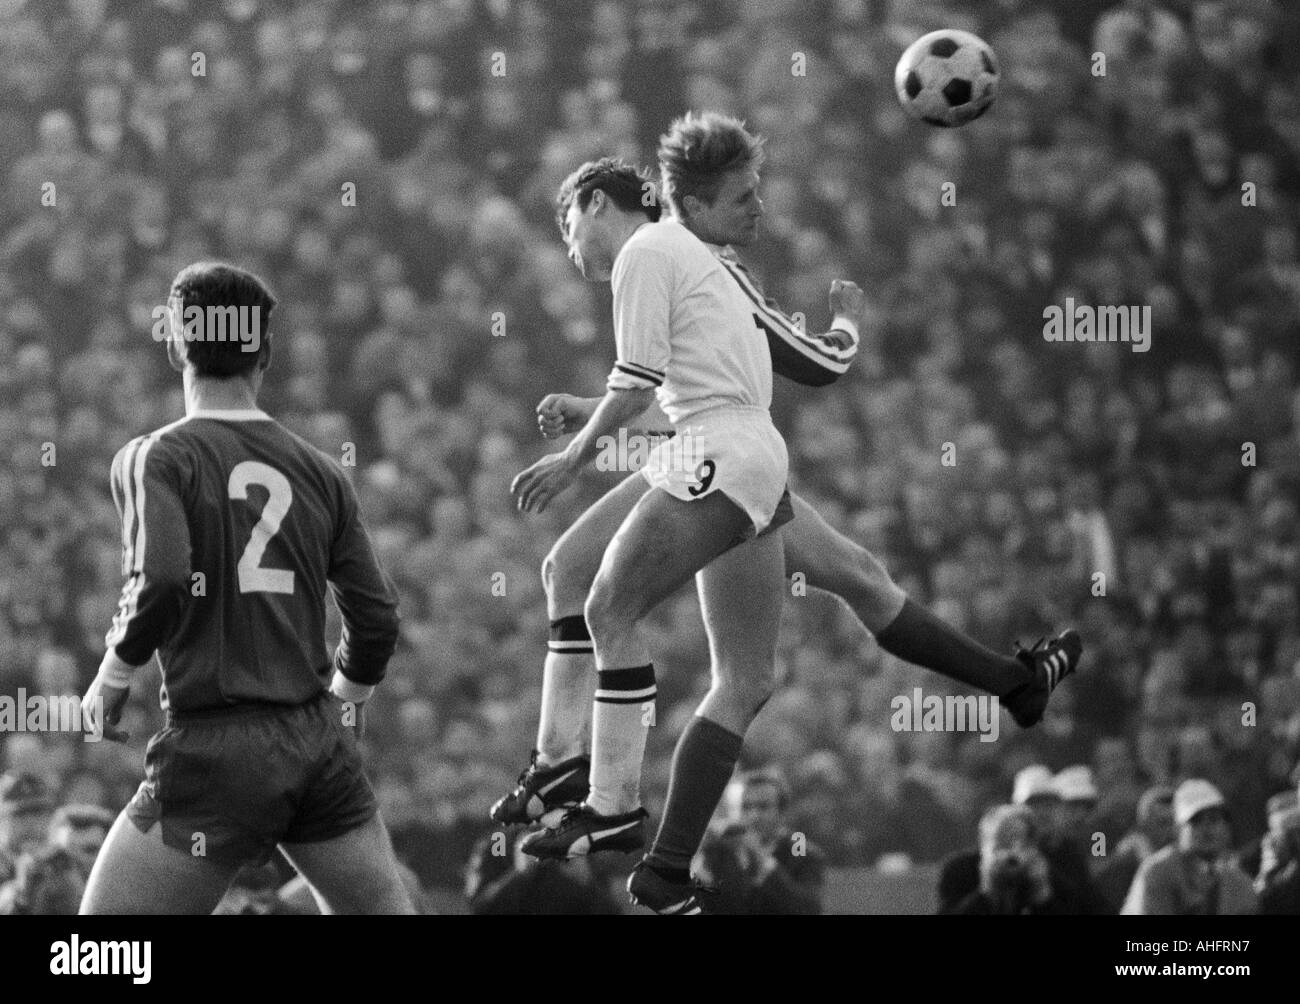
1173, 778, 1227, 827
1054, 765, 1098, 803
1012, 764, 1058, 805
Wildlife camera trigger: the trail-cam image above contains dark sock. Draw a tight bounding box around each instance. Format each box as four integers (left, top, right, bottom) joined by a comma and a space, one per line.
645, 861, 691, 885
875, 598, 1027, 696
645, 716, 744, 873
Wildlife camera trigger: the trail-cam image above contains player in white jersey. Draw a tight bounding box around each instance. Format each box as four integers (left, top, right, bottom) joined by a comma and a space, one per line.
496, 114, 1083, 912
510, 142, 825, 913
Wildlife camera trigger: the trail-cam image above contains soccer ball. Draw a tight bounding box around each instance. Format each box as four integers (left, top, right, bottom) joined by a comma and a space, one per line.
894, 29, 999, 128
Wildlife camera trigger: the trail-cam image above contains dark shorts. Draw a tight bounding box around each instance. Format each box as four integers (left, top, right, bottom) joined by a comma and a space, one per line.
127, 692, 377, 868
756, 486, 795, 538
724, 485, 795, 550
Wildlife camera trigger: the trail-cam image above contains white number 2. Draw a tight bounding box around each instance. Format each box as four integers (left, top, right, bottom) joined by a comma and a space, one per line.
228, 460, 295, 594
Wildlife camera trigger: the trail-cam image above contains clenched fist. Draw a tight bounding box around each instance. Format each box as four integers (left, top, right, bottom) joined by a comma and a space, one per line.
828, 279, 866, 322
536, 394, 597, 439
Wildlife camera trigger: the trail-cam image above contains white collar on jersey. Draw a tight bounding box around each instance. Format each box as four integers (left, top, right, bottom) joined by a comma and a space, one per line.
188, 408, 273, 421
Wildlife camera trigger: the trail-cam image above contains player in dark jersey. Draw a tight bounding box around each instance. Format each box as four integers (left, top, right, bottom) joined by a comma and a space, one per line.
79, 262, 414, 914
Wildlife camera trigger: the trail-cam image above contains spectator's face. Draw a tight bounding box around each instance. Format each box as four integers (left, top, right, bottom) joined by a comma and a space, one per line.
1141, 798, 1175, 848
1, 809, 52, 856
980, 809, 1043, 899
984, 811, 1035, 860
1180, 808, 1230, 858
15, 850, 87, 916
739, 781, 783, 845
683, 168, 763, 248
1024, 795, 1061, 837
50, 821, 109, 873
1059, 799, 1095, 835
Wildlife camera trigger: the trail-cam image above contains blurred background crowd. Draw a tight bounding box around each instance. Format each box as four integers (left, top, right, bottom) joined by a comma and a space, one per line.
1, 0, 1299, 911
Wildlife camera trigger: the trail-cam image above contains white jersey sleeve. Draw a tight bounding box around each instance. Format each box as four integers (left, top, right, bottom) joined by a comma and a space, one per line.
607, 240, 673, 392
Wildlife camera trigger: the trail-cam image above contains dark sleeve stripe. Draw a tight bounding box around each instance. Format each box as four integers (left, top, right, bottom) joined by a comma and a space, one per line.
617, 359, 665, 379
615, 361, 664, 386
766, 334, 839, 386
719, 258, 854, 367
727, 259, 857, 361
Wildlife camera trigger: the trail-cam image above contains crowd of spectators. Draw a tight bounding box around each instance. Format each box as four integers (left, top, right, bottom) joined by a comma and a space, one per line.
935, 765, 1300, 914
1, 0, 1299, 905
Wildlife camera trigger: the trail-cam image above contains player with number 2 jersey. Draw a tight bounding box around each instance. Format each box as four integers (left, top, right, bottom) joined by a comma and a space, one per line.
105, 414, 395, 712
79, 262, 413, 915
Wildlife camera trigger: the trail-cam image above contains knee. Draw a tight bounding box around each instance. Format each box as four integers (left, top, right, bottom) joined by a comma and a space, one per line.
714, 664, 777, 716
584, 571, 648, 642
540, 548, 560, 598
583, 579, 617, 642
829, 543, 898, 608
542, 546, 584, 612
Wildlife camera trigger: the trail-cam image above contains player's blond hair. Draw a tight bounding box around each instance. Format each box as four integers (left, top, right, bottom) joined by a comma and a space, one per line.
657, 110, 766, 218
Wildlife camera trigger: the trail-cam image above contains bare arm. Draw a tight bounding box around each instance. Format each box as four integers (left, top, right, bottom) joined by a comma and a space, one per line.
511, 387, 656, 513
536, 393, 669, 439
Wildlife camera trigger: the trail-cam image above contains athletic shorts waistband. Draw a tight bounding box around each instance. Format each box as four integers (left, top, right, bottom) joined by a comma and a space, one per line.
165, 690, 328, 726
678, 403, 772, 423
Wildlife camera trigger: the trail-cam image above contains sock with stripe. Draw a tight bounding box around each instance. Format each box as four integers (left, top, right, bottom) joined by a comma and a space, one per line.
536, 616, 595, 766
645, 715, 744, 876
874, 598, 1029, 697
585, 664, 656, 816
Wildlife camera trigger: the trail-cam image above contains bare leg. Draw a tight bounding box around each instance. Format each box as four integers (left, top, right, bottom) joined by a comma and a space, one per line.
787, 492, 1026, 696
582, 488, 755, 814
785, 493, 905, 632
584, 488, 754, 670
644, 530, 785, 875
543, 473, 649, 620
280, 813, 415, 915
80, 812, 238, 915
695, 531, 785, 733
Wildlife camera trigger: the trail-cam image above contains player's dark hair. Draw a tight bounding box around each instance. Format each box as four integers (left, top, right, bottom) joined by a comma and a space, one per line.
658, 110, 766, 218
555, 157, 661, 234
168, 261, 277, 378
740, 767, 790, 810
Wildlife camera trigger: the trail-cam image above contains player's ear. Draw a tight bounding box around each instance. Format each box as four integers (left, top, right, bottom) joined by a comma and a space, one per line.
681, 193, 704, 219
165, 331, 186, 373
256, 336, 273, 376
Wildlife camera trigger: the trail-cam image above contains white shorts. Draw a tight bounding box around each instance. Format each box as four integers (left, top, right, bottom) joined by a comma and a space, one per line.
640, 405, 792, 537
